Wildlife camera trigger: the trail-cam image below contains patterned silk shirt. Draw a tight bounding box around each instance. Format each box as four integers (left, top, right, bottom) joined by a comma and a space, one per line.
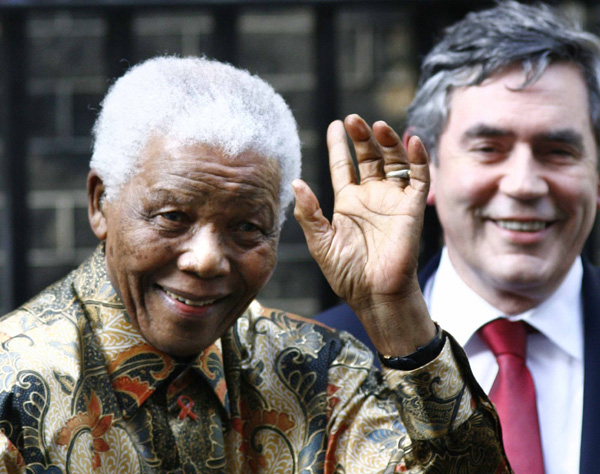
0, 246, 510, 473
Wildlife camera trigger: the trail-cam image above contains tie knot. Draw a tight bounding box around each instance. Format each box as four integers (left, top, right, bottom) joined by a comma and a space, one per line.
478, 318, 528, 359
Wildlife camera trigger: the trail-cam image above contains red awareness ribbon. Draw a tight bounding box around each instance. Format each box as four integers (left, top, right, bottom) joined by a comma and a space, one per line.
177, 395, 198, 421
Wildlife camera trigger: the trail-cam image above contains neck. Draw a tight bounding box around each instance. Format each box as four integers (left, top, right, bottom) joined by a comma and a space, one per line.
445, 252, 569, 316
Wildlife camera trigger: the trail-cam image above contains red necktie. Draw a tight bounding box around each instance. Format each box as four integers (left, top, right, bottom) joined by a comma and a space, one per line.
478, 319, 545, 474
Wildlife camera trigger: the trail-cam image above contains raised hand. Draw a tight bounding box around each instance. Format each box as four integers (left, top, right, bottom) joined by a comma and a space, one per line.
293, 115, 436, 356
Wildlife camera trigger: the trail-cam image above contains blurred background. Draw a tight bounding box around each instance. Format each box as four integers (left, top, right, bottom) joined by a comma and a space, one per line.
1, 0, 599, 317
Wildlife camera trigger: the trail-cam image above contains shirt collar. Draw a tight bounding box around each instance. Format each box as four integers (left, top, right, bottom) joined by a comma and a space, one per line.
425, 247, 583, 361
73, 244, 230, 420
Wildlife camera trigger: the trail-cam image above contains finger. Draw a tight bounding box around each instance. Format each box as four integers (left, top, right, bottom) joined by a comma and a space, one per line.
344, 114, 384, 183
372, 121, 410, 180
292, 179, 333, 263
327, 120, 357, 196
405, 136, 430, 195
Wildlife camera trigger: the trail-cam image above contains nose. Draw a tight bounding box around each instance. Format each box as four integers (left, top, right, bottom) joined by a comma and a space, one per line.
178, 227, 230, 278
498, 145, 549, 200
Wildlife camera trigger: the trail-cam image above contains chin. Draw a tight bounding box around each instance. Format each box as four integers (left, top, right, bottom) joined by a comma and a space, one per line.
146, 333, 208, 358
164, 343, 206, 359
493, 268, 551, 293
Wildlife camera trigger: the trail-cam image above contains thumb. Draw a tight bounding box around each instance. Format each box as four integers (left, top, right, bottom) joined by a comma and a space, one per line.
292, 179, 333, 262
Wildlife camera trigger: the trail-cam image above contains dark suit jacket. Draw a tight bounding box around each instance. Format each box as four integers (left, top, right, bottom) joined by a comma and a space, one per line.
314, 253, 600, 473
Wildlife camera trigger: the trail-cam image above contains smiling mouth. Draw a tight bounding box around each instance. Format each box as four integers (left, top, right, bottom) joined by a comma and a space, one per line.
162, 288, 218, 307
494, 220, 550, 232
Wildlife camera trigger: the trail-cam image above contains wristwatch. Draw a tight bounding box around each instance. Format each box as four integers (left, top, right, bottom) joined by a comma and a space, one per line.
378, 323, 445, 370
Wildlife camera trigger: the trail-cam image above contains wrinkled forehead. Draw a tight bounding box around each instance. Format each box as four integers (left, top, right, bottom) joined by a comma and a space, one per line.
129, 134, 282, 204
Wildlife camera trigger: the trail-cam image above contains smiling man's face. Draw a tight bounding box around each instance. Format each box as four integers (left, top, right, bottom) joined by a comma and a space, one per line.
429, 62, 600, 313
89, 136, 281, 357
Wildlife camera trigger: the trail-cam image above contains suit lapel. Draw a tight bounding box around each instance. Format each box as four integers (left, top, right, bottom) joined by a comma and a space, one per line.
580, 260, 600, 473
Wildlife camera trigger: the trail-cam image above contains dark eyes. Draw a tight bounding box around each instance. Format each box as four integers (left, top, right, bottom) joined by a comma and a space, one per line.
235, 222, 261, 233
161, 211, 186, 223
475, 146, 499, 154
154, 211, 190, 231
536, 146, 579, 162
471, 143, 578, 161
470, 141, 504, 155
156, 211, 267, 239
545, 148, 575, 157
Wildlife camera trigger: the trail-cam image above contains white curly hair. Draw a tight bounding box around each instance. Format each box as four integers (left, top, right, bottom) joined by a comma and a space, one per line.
90, 55, 302, 225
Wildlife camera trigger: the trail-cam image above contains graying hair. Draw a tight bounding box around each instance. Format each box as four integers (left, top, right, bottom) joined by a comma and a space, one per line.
407, 0, 600, 163
90, 56, 301, 225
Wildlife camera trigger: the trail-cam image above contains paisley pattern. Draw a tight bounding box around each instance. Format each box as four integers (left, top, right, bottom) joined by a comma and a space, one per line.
0, 246, 510, 473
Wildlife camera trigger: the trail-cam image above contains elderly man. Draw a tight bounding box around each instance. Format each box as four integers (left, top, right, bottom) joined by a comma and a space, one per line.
318, 1, 600, 473
0, 56, 507, 472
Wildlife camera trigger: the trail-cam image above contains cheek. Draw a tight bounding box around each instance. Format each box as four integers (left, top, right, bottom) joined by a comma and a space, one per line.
550, 174, 597, 211
452, 169, 498, 207
108, 227, 172, 278
437, 172, 489, 209
238, 243, 278, 292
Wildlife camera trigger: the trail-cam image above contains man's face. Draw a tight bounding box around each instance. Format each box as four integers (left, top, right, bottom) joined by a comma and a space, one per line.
90, 136, 281, 357
430, 63, 600, 313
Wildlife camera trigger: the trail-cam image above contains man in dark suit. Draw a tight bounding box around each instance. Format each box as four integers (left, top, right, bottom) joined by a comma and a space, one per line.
316, 2, 600, 473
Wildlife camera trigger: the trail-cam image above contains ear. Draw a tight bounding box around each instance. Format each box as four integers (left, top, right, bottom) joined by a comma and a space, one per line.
87, 169, 108, 241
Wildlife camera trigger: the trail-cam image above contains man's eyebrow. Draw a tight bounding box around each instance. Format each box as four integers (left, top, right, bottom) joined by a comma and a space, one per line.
533, 129, 585, 151
461, 125, 586, 151
461, 124, 513, 143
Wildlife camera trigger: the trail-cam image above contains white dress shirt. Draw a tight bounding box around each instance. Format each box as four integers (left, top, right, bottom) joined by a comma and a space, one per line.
424, 248, 584, 474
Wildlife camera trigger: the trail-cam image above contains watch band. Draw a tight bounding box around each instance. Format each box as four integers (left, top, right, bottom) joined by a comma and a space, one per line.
378, 323, 445, 370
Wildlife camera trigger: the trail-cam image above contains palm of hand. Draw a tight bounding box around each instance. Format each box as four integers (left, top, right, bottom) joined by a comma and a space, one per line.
294, 115, 430, 310
327, 172, 425, 303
